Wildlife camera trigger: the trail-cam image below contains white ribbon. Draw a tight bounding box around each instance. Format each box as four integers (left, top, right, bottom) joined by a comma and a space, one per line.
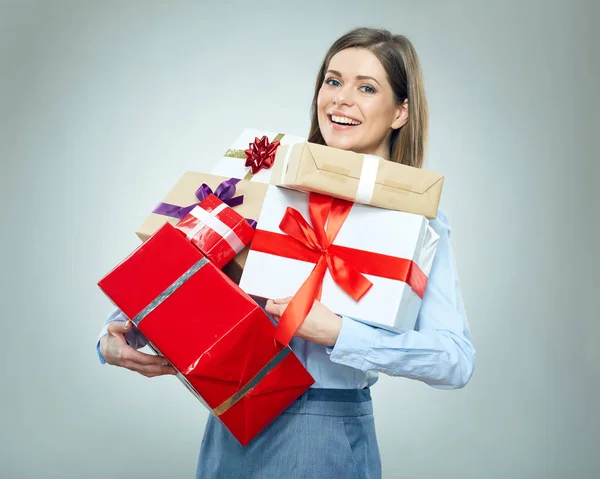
355, 154, 380, 204
187, 203, 246, 254
279, 143, 294, 185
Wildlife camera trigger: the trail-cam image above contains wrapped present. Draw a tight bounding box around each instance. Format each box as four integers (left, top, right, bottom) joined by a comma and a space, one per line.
238, 186, 439, 346
98, 223, 315, 445
210, 128, 306, 183
270, 142, 444, 219
175, 194, 255, 270
136, 172, 268, 283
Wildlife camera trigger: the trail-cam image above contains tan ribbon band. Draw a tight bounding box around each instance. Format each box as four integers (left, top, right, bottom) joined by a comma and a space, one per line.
212, 346, 291, 416
132, 257, 209, 325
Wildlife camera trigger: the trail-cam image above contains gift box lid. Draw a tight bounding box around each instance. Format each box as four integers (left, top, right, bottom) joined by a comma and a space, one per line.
272, 141, 444, 219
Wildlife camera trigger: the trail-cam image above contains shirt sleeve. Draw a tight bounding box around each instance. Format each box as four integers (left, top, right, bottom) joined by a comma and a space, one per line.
327, 210, 476, 390
96, 307, 148, 364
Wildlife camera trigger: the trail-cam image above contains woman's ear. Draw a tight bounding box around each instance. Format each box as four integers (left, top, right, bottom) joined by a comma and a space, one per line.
391, 99, 409, 130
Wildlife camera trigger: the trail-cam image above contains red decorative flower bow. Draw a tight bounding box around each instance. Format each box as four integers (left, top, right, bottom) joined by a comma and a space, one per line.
244, 136, 281, 174
250, 193, 430, 347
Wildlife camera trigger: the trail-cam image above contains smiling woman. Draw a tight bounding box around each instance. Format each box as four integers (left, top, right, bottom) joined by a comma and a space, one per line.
317, 48, 409, 159
309, 29, 428, 168
97, 27, 475, 479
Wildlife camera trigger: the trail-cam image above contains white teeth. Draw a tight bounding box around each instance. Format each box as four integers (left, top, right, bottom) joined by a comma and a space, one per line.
331, 115, 361, 125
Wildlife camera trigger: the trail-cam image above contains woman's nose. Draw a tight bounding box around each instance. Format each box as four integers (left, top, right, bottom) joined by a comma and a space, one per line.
333, 85, 354, 106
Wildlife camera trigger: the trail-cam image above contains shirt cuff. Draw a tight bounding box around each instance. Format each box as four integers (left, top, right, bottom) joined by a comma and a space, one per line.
96, 338, 107, 364
326, 316, 376, 370
96, 323, 110, 365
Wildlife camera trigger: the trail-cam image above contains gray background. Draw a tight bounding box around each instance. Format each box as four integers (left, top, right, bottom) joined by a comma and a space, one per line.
1, 0, 598, 478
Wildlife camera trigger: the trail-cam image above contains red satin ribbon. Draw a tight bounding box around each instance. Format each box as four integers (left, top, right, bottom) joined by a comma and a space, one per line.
250, 193, 428, 346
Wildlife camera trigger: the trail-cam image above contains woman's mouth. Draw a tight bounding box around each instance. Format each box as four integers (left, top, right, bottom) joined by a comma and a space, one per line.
328, 114, 362, 130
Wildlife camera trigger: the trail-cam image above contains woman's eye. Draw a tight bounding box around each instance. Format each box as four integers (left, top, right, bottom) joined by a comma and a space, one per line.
325, 78, 341, 87
360, 85, 376, 94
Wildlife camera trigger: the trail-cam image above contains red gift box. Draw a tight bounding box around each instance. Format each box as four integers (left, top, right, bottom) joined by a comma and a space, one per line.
175, 193, 255, 269
98, 222, 314, 445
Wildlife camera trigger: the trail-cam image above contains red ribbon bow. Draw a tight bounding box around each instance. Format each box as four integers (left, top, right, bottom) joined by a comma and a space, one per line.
250, 193, 430, 347
244, 136, 281, 174
274, 193, 373, 346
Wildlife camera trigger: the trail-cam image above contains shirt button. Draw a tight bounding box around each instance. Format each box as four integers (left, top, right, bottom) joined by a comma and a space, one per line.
342, 355, 349, 361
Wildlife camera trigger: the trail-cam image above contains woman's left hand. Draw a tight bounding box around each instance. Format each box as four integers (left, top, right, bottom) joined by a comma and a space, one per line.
265, 298, 342, 347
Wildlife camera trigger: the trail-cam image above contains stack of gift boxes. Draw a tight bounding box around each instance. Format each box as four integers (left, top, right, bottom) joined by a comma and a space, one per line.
98, 128, 444, 446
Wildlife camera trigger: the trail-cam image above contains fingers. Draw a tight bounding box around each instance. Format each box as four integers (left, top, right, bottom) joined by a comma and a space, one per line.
138, 365, 177, 378
121, 360, 177, 377
102, 324, 177, 377
102, 333, 171, 367
265, 299, 283, 317
121, 347, 171, 366
107, 320, 132, 336
266, 297, 293, 316
119, 347, 177, 376
272, 297, 293, 305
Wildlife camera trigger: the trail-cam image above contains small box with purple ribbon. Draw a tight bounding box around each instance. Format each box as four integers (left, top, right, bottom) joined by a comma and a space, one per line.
135, 172, 268, 282
175, 193, 256, 270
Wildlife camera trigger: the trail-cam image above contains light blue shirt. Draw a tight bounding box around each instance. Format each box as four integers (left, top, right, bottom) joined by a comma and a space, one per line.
96, 209, 476, 390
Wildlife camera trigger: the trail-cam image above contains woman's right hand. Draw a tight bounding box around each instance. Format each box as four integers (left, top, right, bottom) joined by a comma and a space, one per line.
99, 320, 177, 378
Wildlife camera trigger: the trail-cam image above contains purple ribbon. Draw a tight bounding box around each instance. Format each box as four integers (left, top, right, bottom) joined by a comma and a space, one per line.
152, 177, 257, 229
152, 178, 243, 220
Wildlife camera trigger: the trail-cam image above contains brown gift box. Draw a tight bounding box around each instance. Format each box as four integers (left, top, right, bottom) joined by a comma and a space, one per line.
135, 171, 268, 283
270, 142, 444, 219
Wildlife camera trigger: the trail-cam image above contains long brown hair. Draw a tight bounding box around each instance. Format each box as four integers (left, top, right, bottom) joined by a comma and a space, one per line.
308, 28, 428, 168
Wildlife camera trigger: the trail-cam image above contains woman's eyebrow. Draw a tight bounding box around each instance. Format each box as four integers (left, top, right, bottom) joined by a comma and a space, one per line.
326, 70, 381, 87
356, 75, 381, 87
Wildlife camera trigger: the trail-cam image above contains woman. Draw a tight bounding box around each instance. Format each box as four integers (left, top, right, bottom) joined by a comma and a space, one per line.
98, 27, 475, 478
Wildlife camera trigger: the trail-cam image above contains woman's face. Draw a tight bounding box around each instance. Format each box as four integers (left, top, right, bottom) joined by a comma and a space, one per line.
317, 48, 407, 159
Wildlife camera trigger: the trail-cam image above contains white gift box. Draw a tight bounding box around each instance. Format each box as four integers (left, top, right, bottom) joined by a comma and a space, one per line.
210, 128, 306, 184
239, 186, 440, 334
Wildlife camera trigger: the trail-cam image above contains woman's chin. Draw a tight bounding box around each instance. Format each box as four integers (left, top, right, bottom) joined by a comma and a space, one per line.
323, 135, 359, 152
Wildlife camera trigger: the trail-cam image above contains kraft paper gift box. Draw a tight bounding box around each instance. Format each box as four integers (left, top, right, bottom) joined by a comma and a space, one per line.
98, 223, 315, 446
136, 172, 268, 283
211, 129, 443, 218
238, 186, 439, 345
270, 142, 444, 219
175, 194, 255, 270
210, 128, 306, 183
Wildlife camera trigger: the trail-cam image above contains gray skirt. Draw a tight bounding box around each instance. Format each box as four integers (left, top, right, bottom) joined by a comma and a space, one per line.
196, 388, 381, 479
